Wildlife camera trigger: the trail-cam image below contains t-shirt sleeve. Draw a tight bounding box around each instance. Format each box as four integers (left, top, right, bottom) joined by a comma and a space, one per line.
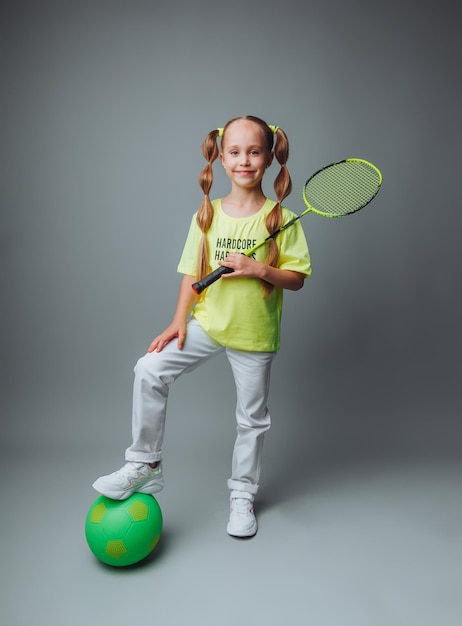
177, 213, 200, 276
278, 216, 312, 277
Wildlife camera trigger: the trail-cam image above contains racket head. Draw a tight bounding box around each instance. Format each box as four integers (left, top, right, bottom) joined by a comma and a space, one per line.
302, 158, 382, 218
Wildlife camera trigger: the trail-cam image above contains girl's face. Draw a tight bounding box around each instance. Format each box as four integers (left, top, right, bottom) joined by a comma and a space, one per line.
220, 120, 273, 190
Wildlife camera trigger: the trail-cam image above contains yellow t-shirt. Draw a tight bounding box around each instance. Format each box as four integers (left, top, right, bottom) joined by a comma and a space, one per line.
177, 198, 311, 352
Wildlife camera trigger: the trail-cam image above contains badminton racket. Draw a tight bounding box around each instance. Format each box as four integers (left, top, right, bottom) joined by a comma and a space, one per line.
192, 158, 382, 295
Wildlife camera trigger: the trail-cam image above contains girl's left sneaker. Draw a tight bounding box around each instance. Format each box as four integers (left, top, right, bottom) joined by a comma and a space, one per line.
227, 495, 257, 537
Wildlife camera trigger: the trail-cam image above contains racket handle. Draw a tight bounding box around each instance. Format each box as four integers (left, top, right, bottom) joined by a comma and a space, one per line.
192, 266, 234, 294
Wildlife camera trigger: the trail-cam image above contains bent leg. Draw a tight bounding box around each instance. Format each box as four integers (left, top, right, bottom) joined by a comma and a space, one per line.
125, 319, 223, 462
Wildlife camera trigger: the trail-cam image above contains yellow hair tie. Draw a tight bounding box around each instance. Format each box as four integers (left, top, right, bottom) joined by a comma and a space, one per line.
217, 127, 224, 137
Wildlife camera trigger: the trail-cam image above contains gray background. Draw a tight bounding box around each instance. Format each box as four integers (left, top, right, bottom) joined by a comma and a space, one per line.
2, 1, 461, 625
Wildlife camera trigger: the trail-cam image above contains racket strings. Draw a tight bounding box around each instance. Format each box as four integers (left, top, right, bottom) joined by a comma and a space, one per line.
304, 161, 381, 217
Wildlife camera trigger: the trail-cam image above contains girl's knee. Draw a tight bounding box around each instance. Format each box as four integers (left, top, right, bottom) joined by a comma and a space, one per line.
134, 352, 158, 378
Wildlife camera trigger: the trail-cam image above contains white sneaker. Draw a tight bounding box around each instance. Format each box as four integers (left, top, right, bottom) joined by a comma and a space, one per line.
92, 461, 164, 500
227, 496, 257, 537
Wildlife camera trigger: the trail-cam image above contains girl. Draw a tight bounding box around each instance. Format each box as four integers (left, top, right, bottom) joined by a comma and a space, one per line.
93, 115, 311, 537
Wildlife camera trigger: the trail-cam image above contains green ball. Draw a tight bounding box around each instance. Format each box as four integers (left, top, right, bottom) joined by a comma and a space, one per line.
85, 493, 163, 567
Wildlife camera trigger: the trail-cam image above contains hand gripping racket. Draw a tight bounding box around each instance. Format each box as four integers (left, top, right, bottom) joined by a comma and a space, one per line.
192, 158, 382, 295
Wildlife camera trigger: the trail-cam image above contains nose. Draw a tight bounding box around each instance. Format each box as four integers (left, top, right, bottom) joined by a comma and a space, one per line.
240, 153, 250, 165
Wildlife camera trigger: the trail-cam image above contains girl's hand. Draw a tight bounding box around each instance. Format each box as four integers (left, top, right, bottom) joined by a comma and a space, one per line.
219, 253, 305, 291
219, 253, 261, 278
148, 319, 187, 353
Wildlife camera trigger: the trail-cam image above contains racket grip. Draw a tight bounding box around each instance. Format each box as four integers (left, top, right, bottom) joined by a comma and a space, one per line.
192, 266, 234, 294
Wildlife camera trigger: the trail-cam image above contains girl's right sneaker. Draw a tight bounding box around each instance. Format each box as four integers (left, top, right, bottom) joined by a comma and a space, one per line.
92, 461, 164, 500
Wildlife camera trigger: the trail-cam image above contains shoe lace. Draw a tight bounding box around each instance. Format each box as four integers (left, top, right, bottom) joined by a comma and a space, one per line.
232, 498, 253, 516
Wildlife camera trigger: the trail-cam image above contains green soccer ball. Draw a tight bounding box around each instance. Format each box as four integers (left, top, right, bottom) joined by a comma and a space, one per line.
85, 493, 163, 567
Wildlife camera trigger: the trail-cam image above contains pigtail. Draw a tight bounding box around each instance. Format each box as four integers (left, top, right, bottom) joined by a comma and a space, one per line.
263, 126, 292, 295
196, 129, 220, 281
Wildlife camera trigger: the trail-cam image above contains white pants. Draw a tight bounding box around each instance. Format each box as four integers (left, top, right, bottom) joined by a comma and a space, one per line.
125, 319, 276, 496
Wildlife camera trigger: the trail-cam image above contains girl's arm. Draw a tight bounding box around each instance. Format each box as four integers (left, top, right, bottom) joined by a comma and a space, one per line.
148, 274, 197, 352
219, 253, 306, 291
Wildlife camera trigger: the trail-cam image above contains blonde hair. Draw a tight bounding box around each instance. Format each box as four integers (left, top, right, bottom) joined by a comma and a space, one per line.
196, 115, 292, 294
